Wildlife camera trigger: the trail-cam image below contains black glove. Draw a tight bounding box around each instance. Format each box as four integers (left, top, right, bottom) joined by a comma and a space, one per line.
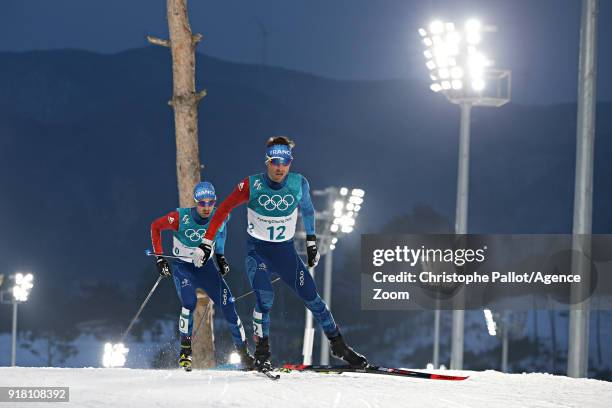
306, 234, 320, 267
156, 256, 171, 277
215, 254, 230, 276
192, 238, 213, 267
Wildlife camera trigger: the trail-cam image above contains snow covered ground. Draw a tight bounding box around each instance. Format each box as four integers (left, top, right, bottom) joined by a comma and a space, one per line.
0, 367, 610, 408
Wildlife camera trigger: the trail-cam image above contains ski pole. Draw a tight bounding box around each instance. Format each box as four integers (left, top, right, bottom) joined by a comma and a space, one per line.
119, 276, 163, 344
234, 277, 281, 301
192, 277, 282, 337
145, 249, 190, 260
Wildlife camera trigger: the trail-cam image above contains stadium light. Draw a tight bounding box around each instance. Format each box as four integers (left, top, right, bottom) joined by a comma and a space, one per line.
228, 351, 241, 365
331, 188, 365, 239
102, 342, 129, 368
418, 18, 510, 371
13, 273, 34, 302
483, 309, 497, 336
420, 19, 497, 95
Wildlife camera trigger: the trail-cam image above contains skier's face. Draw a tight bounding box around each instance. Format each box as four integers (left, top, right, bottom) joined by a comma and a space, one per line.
266, 159, 291, 182
196, 198, 215, 218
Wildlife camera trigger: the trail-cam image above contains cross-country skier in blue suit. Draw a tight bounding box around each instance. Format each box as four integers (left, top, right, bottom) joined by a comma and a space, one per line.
192, 136, 368, 371
150, 182, 254, 371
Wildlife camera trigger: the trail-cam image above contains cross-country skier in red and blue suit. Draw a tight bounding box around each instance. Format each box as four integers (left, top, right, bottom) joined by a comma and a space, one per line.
191, 136, 368, 371
150, 181, 254, 371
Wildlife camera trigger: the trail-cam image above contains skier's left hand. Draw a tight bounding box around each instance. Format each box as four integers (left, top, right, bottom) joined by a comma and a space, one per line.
215, 254, 230, 276
306, 235, 320, 267
193, 239, 213, 267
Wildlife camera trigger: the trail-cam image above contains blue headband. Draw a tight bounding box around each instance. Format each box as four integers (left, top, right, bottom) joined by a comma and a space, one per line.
266, 144, 293, 161
193, 181, 216, 202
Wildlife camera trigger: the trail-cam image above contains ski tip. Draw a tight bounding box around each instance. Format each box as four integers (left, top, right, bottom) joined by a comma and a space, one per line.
282, 363, 307, 371
259, 370, 280, 380
430, 374, 469, 381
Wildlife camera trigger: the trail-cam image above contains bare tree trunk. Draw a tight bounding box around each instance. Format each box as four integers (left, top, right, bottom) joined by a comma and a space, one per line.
193, 289, 215, 367
148, 0, 213, 369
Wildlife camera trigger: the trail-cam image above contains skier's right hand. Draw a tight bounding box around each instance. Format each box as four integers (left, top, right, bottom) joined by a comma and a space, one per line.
156, 256, 171, 277
192, 239, 213, 267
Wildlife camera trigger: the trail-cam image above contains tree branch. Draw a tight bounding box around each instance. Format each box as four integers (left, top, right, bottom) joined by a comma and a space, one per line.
147, 36, 170, 48
168, 91, 207, 108
192, 33, 203, 45
195, 89, 207, 103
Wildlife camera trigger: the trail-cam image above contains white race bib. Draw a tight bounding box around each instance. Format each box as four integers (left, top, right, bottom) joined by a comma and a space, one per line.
172, 237, 214, 262
247, 207, 298, 242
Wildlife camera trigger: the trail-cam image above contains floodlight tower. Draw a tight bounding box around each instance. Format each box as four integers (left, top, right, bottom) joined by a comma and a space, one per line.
568, 0, 599, 379
419, 19, 511, 370
1, 273, 34, 366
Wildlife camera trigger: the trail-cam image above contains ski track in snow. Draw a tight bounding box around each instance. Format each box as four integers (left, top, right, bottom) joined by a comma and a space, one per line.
0, 367, 610, 408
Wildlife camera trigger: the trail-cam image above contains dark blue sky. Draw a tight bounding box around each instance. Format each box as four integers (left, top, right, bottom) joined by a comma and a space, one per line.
1, 0, 610, 104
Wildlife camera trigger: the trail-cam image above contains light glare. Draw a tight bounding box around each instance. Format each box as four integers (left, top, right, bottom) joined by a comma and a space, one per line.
229, 352, 241, 364
466, 32, 481, 45
483, 309, 497, 336
429, 20, 444, 34
451, 66, 464, 79
103, 343, 129, 367
348, 196, 363, 205
472, 78, 485, 91
446, 31, 460, 45
466, 19, 482, 33
430, 83, 442, 92
351, 189, 365, 197
13, 273, 34, 302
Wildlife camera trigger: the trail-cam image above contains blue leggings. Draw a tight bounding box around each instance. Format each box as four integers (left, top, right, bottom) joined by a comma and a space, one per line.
245, 238, 338, 339
171, 260, 246, 346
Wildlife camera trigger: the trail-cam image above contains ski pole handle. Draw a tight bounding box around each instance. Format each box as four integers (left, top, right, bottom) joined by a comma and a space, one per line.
145, 249, 189, 260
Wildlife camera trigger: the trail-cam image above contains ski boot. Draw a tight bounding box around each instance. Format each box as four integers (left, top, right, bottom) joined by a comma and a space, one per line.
328, 332, 368, 368
254, 336, 272, 372
235, 342, 255, 371
178, 335, 193, 372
